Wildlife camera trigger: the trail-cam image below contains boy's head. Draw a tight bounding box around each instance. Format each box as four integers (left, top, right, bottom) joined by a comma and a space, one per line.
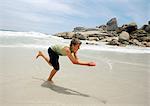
70, 38, 82, 46
70, 38, 82, 53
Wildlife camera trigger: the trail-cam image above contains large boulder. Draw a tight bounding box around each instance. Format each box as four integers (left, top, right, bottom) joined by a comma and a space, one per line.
97, 25, 107, 31
72, 33, 87, 40
130, 30, 148, 42
88, 37, 99, 41
116, 27, 124, 33
54, 32, 75, 39
123, 22, 138, 33
85, 28, 99, 31
146, 42, 150, 47
73, 27, 87, 32
132, 39, 142, 46
107, 39, 120, 46
119, 31, 130, 42
140, 24, 150, 33
106, 18, 118, 31
140, 36, 150, 42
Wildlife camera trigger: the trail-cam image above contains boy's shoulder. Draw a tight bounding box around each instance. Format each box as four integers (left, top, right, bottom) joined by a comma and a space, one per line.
63, 46, 70, 52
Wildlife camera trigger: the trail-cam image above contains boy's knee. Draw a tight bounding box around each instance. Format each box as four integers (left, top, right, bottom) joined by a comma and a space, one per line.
54, 65, 59, 71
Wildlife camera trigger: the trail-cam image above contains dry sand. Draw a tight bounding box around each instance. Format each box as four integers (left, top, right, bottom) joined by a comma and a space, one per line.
0, 47, 149, 106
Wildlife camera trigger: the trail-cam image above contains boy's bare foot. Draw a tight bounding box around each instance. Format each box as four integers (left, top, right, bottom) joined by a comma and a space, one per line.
47, 79, 54, 83
36, 51, 43, 59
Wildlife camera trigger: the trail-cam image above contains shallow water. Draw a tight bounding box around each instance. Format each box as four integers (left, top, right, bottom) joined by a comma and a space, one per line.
0, 30, 150, 53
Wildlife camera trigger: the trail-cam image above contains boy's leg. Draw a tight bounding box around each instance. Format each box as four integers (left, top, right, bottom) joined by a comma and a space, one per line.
48, 69, 57, 82
36, 51, 52, 66
36, 51, 57, 82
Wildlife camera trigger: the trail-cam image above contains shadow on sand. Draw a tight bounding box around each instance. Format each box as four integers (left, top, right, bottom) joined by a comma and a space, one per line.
32, 77, 107, 104
41, 81, 90, 97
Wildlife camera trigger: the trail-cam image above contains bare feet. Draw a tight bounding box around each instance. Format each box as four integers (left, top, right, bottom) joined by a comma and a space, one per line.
36, 51, 43, 59
47, 79, 54, 83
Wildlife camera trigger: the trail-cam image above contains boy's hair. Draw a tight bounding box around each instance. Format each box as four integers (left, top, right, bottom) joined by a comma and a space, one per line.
70, 38, 82, 53
70, 38, 82, 46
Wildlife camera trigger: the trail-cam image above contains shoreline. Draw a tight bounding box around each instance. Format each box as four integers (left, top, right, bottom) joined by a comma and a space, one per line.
0, 44, 150, 54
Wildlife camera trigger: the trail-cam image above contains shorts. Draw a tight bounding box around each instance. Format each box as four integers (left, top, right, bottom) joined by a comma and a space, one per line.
48, 47, 60, 71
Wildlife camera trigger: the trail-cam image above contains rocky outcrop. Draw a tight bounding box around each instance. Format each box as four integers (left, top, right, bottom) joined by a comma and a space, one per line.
106, 18, 118, 31
123, 22, 138, 34
140, 21, 150, 33
54, 18, 150, 47
73, 27, 87, 32
54, 32, 74, 39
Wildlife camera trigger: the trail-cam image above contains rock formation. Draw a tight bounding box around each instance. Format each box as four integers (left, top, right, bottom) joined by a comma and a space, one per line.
53, 18, 150, 47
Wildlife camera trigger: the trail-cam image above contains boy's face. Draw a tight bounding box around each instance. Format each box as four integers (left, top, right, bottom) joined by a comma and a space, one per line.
72, 44, 81, 53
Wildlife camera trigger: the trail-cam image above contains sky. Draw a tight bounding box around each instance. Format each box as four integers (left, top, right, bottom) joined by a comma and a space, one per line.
0, 0, 149, 34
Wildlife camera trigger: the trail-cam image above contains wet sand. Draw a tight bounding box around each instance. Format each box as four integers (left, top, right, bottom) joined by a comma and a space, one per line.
0, 47, 149, 106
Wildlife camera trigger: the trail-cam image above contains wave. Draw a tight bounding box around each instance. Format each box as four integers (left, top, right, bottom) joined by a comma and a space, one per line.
81, 44, 150, 53
0, 31, 150, 53
0, 31, 49, 38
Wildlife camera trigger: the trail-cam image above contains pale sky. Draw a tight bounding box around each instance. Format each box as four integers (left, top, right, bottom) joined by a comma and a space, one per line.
0, 0, 149, 34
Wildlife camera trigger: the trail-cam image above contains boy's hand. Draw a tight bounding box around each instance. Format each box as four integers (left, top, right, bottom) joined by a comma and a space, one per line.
88, 62, 96, 66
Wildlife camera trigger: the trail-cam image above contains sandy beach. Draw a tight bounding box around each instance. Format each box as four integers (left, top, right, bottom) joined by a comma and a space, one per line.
0, 47, 149, 106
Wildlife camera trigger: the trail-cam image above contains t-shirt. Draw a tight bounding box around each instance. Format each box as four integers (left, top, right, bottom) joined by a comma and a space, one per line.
51, 45, 67, 56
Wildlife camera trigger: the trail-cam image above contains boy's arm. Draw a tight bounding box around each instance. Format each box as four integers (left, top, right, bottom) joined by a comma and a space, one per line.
65, 48, 96, 66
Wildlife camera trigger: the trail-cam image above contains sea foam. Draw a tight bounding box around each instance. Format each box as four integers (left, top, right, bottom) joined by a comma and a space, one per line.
0, 31, 150, 53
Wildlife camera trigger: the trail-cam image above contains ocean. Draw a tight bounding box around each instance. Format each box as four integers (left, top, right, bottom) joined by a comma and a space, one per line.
0, 30, 150, 54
